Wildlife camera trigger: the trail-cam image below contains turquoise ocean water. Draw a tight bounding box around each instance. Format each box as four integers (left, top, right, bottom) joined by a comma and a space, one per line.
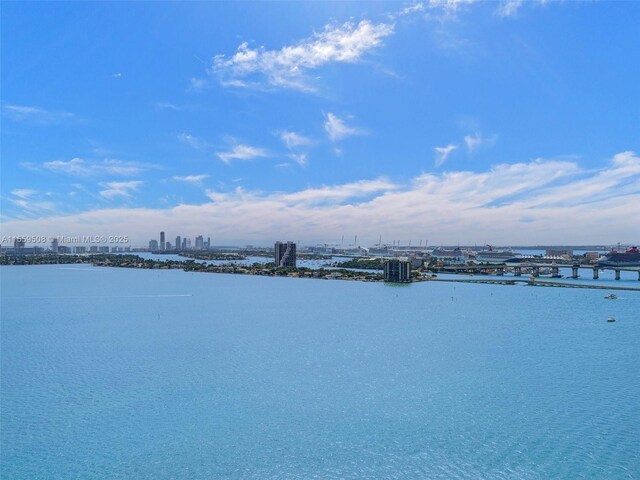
1, 265, 639, 479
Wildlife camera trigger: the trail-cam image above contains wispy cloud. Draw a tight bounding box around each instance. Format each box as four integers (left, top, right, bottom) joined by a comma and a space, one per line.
111, 72, 123, 78
172, 174, 209, 185
3, 153, 639, 245
37, 158, 151, 177
188, 77, 207, 92
155, 102, 182, 111
280, 131, 313, 149
5, 189, 56, 214
2, 105, 75, 124
434, 144, 458, 166
280, 131, 313, 166
271, 178, 398, 205
495, 0, 524, 17
397, 2, 426, 16
217, 144, 268, 164
288, 153, 308, 167
10, 189, 38, 200
464, 133, 497, 154
324, 113, 364, 142
41, 158, 90, 176
427, 0, 479, 18
99, 181, 143, 199
211, 20, 394, 91
178, 133, 208, 150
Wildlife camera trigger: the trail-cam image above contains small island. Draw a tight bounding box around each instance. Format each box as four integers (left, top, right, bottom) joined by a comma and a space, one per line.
0, 254, 401, 282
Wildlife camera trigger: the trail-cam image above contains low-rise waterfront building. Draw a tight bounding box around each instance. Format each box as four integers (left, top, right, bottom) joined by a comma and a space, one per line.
584, 251, 600, 263
546, 248, 573, 258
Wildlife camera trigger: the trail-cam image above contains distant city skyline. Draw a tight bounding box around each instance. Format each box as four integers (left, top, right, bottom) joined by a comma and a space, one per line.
1, 2, 639, 245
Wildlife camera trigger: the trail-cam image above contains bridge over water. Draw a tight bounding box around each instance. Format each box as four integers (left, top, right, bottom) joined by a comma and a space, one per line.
438, 263, 640, 281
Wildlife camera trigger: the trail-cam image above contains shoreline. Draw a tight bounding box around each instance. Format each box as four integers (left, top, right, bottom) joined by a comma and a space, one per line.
2, 255, 639, 292
429, 277, 640, 292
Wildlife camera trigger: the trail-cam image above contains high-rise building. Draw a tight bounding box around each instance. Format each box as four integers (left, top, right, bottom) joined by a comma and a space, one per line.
160, 231, 165, 251
149, 239, 159, 251
206, 237, 211, 249
182, 238, 187, 250
384, 259, 411, 283
51, 238, 59, 253
275, 241, 297, 267
195, 235, 204, 250
165, 241, 172, 251
175, 236, 181, 252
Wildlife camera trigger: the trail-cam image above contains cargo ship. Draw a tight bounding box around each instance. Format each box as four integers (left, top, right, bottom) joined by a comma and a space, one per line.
597, 246, 640, 267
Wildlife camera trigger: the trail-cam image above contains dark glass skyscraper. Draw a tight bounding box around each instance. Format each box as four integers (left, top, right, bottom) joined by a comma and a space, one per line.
384, 259, 411, 282
275, 241, 296, 267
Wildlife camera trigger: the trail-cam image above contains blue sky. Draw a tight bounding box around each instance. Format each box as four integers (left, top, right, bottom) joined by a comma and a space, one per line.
2, 1, 639, 246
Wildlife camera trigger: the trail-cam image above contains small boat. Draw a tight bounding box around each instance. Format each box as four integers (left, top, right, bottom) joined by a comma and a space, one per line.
607, 317, 616, 322
604, 293, 618, 300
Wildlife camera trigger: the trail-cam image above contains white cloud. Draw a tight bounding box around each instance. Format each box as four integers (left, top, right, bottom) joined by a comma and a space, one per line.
495, 0, 524, 17
324, 113, 364, 142
40, 158, 149, 177
271, 178, 398, 205
464, 133, 483, 153
280, 131, 313, 166
99, 181, 143, 199
4, 153, 638, 245
10, 189, 38, 200
155, 102, 182, 111
6, 189, 56, 214
434, 144, 458, 166
427, 0, 478, 15
178, 133, 208, 150
288, 154, 308, 166
189, 77, 207, 91
398, 3, 426, 16
2, 105, 75, 124
211, 20, 394, 91
42, 158, 88, 175
111, 72, 123, 78
464, 133, 497, 154
280, 131, 313, 149
217, 145, 268, 164
172, 174, 209, 184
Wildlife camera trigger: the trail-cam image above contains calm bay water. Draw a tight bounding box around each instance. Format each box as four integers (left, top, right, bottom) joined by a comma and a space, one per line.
2, 265, 639, 479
